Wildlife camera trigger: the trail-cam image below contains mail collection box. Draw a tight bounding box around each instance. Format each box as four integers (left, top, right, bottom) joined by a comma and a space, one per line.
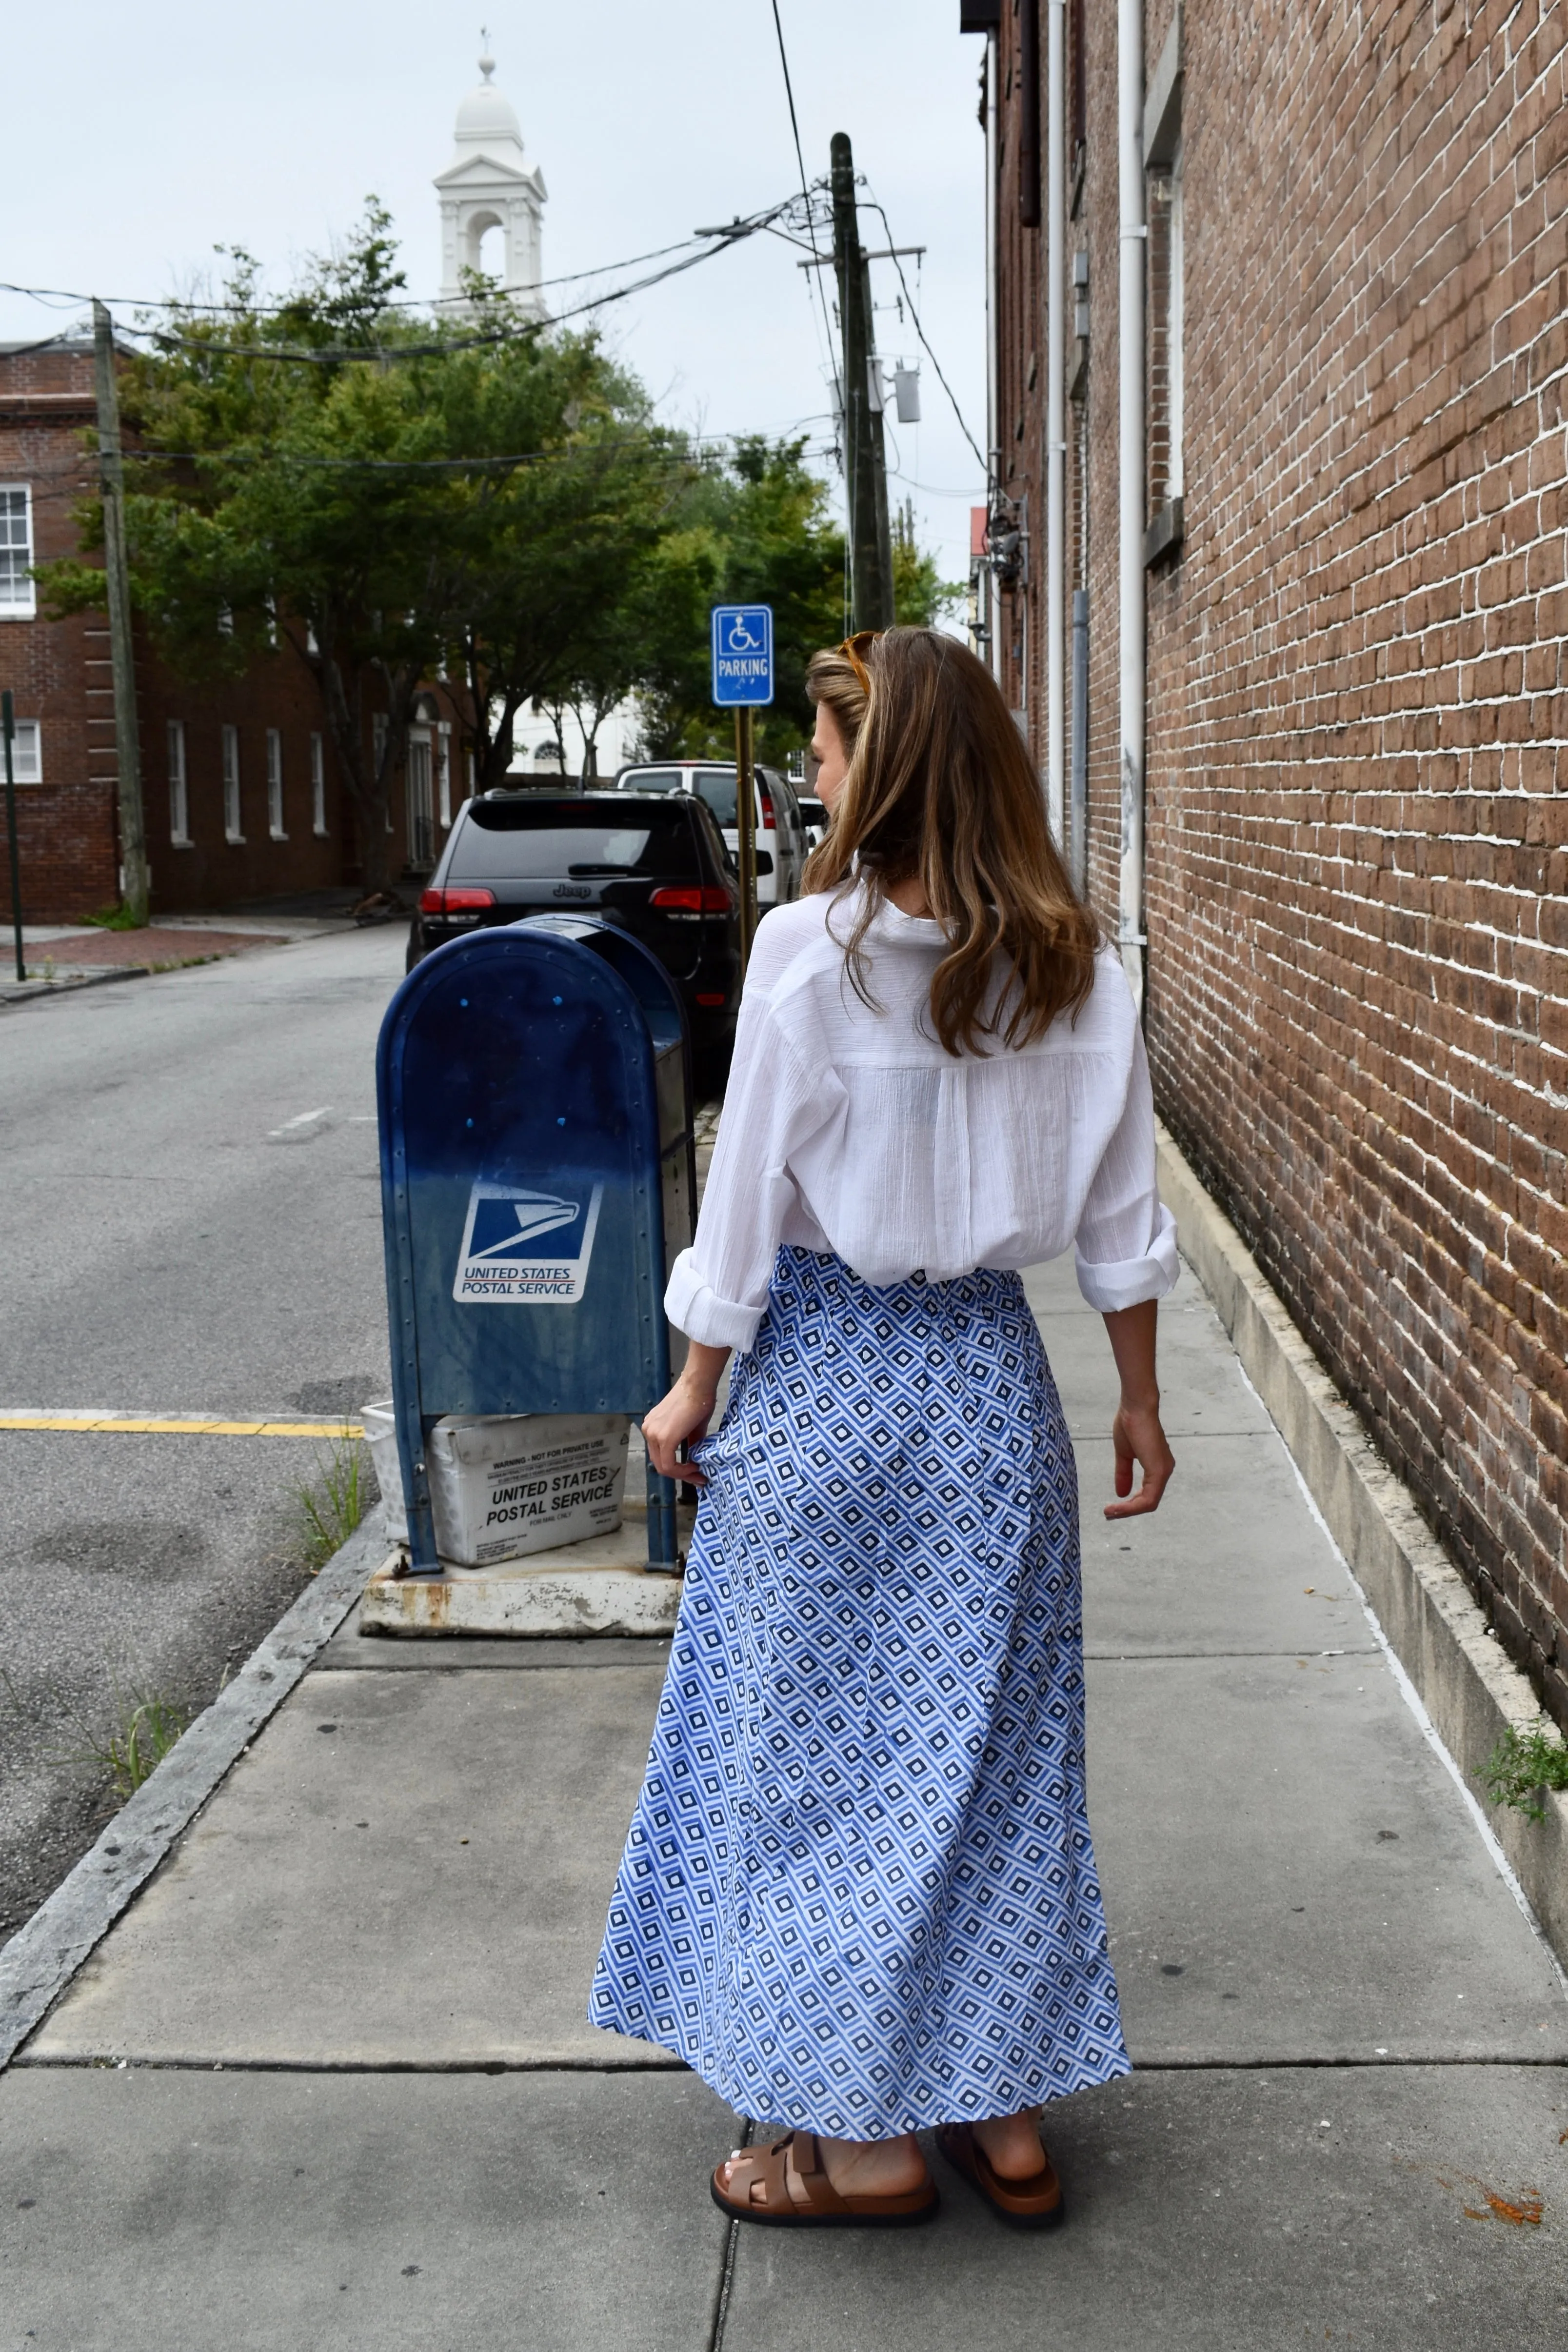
377, 917, 696, 1575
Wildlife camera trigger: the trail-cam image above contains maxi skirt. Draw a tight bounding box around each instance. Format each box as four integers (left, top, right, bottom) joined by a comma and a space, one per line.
588, 1247, 1131, 2137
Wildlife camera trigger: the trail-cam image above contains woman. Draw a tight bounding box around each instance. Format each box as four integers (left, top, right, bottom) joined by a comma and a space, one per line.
590, 628, 1177, 2227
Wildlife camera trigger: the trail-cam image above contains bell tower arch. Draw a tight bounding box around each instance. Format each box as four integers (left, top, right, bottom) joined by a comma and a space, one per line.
435, 40, 547, 316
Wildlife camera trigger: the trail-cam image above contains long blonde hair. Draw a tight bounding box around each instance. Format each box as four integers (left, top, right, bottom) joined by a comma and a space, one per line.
804, 626, 1098, 1056
804, 643, 869, 766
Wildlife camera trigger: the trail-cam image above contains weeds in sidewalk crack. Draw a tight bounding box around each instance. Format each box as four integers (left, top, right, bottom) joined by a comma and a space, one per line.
3, 1666, 192, 1801
292, 1435, 372, 1573
1482, 1724, 1568, 1823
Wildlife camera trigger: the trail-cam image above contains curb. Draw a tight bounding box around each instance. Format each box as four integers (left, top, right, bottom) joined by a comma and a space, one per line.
1155, 1120, 1568, 1970
0, 965, 151, 1009
0, 1509, 386, 2071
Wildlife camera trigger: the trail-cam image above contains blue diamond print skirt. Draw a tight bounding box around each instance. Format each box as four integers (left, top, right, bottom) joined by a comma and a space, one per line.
588, 1247, 1130, 2138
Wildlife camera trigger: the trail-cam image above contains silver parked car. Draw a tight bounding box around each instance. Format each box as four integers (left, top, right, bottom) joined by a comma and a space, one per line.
615, 761, 807, 907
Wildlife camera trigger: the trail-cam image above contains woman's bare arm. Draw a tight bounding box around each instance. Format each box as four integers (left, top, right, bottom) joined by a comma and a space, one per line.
1100, 1298, 1175, 1519
642, 1341, 733, 1484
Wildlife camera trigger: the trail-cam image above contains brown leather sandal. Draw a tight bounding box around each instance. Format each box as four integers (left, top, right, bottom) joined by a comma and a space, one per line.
935, 2120, 1065, 2230
711, 2131, 939, 2228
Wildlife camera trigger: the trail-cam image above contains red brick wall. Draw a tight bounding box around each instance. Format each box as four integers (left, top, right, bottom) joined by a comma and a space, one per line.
0, 349, 119, 915
0, 342, 471, 918
992, 0, 1568, 1724
138, 639, 357, 910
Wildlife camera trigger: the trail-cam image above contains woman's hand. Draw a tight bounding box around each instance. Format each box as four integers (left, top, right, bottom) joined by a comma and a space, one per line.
1100, 1298, 1175, 1519
1106, 1397, 1175, 1519
641, 1343, 731, 1485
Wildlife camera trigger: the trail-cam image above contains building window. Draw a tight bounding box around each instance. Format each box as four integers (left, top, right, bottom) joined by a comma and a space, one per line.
7, 717, 41, 781
1143, 9, 1185, 567
168, 721, 190, 844
437, 723, 453, 828
374, 715, 394, 830
267, 728, 286, 839
222, 725, 243, 842
311, 733, 327, 836
0, 486, 36, 617
1167, 151, 1185, 500
405, 729, 436, 871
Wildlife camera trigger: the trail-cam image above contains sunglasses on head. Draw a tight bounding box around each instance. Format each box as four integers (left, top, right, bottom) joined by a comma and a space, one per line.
838, 630, 882, 693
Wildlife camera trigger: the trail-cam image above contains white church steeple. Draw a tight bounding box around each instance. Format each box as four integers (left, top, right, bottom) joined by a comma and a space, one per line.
435, 38, 547, 315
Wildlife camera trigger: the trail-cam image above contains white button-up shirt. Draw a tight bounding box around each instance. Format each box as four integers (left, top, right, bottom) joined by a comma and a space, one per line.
666, 888, 1179, 1352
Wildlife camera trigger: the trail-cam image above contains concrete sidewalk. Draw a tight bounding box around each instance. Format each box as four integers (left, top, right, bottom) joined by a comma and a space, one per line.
3, 1255, 1567, 2348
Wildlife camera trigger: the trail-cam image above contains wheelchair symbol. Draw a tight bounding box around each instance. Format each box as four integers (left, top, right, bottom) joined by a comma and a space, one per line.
723, 612, 765, 653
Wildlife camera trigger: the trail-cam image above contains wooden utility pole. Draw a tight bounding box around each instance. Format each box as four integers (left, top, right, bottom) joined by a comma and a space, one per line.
734, 706, 756, 968
92, 300, 149, 925
863, 245, 896, 624
2, 691, 24, 981
830, 133, 895, 632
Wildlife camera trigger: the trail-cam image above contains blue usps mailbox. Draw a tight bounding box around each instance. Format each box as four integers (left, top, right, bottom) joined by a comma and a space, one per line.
376, 916, 696, 1576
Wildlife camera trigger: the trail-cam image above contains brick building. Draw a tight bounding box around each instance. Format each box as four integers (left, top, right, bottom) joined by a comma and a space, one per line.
973, 0, 1568, 1726
0, 338, 466, 919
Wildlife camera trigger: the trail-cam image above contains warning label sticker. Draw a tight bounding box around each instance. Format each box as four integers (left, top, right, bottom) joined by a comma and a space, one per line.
452, 1181, 604, 1305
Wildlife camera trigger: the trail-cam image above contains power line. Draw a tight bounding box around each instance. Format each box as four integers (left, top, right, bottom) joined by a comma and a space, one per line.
767, 0, 847, 628
0, 203, 797, 368
768, 2, 838, 392
112, 424, 836, 476
890, 469, 986, 498
860, 194, 986, 475
0, 234, 723, 322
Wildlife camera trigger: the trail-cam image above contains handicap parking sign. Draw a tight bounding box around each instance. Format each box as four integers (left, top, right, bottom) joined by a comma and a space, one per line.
711, 604, 774, 706
453, 1180, 605, 1304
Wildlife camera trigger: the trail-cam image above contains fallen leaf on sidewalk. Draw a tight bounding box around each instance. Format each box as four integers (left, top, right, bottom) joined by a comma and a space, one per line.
1403, 2159, 1544, 2226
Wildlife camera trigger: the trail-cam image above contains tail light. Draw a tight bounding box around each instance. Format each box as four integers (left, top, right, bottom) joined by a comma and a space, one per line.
649, 886, 732, 912
695, 992, 728, 1008
758, 789, 776, 830
419, 885, 495, 914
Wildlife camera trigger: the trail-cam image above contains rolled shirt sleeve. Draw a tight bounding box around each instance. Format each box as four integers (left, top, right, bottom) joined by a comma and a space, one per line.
1072, 1020, 1180, 1312
665, 986, 845, 1352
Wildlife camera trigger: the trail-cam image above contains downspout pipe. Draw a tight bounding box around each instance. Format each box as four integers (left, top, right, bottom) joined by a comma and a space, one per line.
1044, 0, 1066, 847
985, 27, 1001, 681
1118, 0, 1147, 1008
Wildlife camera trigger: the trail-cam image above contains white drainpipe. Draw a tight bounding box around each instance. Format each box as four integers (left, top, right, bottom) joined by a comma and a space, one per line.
1044, 0, 1067, 847
985, 27, 1001, 682
1118, 0, 1146, 1007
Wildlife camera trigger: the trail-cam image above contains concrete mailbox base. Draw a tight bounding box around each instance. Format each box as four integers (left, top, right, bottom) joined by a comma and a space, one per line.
358, 1503, 694, 1638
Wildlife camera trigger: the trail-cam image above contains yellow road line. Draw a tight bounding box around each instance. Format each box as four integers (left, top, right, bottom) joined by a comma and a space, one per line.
0, 1415, 366, 1438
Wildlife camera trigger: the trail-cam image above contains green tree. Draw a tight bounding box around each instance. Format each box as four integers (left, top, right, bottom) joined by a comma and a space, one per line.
40, 208, 685, 888
445, 327, 688, 792
630, 439, 958, 766
892, 495, 958, 635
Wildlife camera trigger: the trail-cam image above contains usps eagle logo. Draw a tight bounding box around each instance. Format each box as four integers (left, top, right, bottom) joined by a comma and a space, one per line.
452, 1181, 603, 1304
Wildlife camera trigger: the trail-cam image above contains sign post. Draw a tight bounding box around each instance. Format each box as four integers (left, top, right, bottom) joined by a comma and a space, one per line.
1, 691, 23, 984
710, 604, 774, 969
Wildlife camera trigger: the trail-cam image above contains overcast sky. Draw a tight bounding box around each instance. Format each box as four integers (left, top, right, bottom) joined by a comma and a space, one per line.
5, 1, 987, 590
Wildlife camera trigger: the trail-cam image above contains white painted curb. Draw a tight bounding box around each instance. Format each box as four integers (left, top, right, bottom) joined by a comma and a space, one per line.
0, 1510, 386, 2071
1156, 1120, 1568, 1968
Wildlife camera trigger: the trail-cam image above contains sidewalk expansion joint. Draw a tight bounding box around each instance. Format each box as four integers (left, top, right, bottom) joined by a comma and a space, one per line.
1083, 1647, 1379, 1661
13, 2053, 1563, 2074
11, 2053, 695, 2074
707, 2118, 754, 2352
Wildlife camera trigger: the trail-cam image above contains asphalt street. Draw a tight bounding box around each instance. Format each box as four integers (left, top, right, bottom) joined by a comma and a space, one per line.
0, 925, 406, 1941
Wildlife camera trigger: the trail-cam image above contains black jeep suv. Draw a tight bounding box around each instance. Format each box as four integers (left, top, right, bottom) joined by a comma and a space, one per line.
407, 790, 742, 1087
